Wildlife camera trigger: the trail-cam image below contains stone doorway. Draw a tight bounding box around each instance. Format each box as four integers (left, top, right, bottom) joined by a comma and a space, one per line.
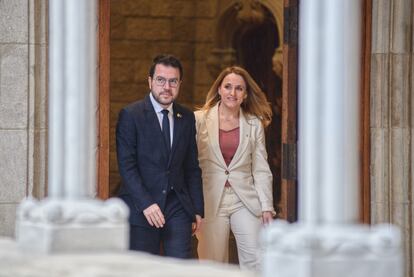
98, 0, 289, 264
97, 0, 372, 266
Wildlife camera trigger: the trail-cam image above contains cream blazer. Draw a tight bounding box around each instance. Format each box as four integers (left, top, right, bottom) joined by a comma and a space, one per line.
195, 104, 274, 219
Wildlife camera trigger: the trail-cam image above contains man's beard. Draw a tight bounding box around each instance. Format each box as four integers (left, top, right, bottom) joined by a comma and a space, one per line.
152, 90, 174, 106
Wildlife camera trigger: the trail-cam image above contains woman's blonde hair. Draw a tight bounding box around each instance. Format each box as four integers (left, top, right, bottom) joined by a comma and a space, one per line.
200, 66, 272, 127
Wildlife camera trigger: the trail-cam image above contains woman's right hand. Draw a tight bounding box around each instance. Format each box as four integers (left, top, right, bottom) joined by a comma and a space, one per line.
262, 211, 274, 225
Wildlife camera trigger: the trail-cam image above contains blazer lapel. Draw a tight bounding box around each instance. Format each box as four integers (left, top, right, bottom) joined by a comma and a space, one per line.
143, 95, 169, 162
228, 108, 250, 169
169, 104, 183, 165
206, 104, 227, 168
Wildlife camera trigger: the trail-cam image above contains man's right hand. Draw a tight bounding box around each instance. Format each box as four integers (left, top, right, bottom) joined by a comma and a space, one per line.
143, 204, 165, 228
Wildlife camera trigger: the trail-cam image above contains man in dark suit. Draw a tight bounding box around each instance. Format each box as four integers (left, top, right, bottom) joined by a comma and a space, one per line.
116, 54, 204, 258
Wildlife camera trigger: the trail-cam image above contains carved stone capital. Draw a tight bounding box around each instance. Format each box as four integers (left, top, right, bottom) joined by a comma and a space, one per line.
235, 0, 266, 25
17, 197, 128, 225
272, 47, 283, 78
262, 220, 401, 257
15, 197, 129, 253
261, 220, 403, 277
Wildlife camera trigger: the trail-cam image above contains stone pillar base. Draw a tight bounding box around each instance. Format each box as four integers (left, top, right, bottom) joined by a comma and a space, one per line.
15, 197, 129, 253
261, 220, 402, 277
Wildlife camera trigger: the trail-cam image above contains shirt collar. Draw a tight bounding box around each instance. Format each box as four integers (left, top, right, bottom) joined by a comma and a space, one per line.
149, 92, 173, 114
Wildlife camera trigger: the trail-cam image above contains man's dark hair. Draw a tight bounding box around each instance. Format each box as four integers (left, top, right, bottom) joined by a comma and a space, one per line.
149, 54, 183, 80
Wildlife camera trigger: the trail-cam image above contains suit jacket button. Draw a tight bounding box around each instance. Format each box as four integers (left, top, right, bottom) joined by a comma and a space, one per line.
162, 190, 167, 194
225, 170, 229, 175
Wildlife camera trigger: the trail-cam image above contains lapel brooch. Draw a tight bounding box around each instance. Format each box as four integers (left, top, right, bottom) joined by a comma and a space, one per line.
176, 113, 182, 118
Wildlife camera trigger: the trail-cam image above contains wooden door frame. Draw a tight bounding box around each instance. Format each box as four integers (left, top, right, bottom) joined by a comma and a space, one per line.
279, 0, 298, 222
96, 0, 372, 222
360, 0, 372, 224
97, 0, 110, 199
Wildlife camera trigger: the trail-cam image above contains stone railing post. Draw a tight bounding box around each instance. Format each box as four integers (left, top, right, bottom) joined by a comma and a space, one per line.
15, 0, 129, 253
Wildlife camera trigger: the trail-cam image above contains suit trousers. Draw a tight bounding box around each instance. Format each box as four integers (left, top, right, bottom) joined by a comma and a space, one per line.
197, 186, 262, 271
129, 190, 193, 258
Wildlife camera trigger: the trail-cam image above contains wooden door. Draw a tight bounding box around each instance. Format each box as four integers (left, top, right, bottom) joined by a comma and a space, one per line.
279, 0, 298, 222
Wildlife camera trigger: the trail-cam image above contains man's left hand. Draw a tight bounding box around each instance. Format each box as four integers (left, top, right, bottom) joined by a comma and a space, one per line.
192, 214, 202, 235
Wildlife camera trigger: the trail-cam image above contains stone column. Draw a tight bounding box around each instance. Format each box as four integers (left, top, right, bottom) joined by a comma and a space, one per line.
48, 0, 96, 198
298, 0, 361, 225
262, 1, 402, 276
15, 0, 129, 253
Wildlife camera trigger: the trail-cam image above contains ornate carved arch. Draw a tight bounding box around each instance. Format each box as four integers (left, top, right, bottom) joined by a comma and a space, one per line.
207, 0, 283, 78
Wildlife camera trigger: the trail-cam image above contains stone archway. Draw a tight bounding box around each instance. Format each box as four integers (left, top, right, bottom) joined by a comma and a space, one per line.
206, 0, 283, 79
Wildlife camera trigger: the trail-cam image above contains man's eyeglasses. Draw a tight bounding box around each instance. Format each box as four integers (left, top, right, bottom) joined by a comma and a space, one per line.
153, 76, 180, 88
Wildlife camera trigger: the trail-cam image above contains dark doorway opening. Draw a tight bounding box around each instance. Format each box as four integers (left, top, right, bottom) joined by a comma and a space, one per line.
232, 7, 282, 218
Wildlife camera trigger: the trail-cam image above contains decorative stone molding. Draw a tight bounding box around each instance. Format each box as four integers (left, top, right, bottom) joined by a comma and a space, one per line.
15, 197, 129, 253
261, 220, 403, 277
272, 46, 283, 77
17, 197, 128, 225
235, 0, 266, 25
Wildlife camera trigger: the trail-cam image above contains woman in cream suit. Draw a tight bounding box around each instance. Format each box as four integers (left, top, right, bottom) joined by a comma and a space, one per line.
195, 66, 275, 271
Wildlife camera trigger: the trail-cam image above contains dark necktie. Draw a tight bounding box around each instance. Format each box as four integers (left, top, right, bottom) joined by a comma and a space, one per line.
161, 109, 171, 152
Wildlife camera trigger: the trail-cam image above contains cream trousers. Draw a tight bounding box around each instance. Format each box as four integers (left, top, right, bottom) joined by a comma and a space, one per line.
197, 186, 262, 271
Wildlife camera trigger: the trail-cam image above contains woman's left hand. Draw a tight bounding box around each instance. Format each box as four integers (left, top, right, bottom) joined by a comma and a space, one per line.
262, 211, 274, 225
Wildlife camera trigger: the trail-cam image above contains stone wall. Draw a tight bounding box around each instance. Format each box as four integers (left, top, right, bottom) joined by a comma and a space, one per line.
370, 0, 413, 276
0, 0, 48, 237
109, 0, 218, 193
